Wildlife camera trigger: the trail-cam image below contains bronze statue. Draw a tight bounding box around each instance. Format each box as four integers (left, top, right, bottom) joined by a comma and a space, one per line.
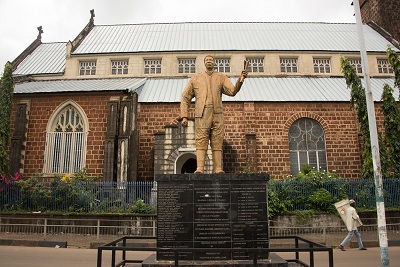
180, 55, 248, 173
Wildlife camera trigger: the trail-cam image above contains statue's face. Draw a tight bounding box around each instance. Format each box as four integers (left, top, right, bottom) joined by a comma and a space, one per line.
204, 56, 215, 71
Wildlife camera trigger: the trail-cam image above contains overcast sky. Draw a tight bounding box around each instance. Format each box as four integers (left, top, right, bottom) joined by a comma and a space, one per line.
0, 0, 356, 71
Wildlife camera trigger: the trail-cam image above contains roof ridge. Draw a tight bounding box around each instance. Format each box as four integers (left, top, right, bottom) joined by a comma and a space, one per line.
93, 21, 356, 27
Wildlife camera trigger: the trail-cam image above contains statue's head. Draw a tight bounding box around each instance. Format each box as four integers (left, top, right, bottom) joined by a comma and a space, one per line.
204, 55, 215, 71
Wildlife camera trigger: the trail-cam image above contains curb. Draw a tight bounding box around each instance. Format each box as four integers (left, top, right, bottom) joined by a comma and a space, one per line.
0, 239, 67, 248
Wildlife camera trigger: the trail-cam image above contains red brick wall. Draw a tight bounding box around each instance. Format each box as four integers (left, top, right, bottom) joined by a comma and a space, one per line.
11, 94, 387, 181
360, 0, 400, 43
137, 101, 386, 180
11, 92, 125, 179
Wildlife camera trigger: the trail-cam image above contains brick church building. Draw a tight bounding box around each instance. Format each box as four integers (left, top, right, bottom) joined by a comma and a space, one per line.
8, 1, 400, 181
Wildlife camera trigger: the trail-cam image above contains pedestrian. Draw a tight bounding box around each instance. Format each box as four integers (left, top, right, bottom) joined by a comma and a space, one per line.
180, 55, 248, 174
338, 199, 367, 251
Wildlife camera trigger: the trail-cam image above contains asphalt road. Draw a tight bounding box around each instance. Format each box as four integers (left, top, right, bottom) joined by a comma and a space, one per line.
0, 246, 399, 267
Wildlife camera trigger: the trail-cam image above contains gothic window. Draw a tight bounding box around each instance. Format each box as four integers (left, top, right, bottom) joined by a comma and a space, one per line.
144, 59, 162, 74
349, 58, 363, 73
313, 58, 331, 73
178, 58, 196, 73
43, 103, 88, 174
111, 60, 129, 74
79, 61, 96, 75
288, 118, 327, 174
280, 58, 298, 72
247, 58, 264, 72
377, 59, 394, 74
214, 58, 230, 72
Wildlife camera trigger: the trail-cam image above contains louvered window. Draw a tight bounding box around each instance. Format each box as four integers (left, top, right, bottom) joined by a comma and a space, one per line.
111, 60, 129, 74
214, 58, 230, 73
79, 61, 96, 75
313, 58, 331, 73
377, 59, 394, 74
280, 58, 298, 72
247, 58, 264, 72
178, 58, 196, 73
288, 118, 327, 174
144, 59, 162, 74
43, 104, 88, 174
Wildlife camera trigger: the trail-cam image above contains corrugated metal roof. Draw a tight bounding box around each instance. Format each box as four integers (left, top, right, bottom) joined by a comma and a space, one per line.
14, 78, 146, 94
137, 77, 397, 103
13, 43, 67, 75
73, 22, 397, 54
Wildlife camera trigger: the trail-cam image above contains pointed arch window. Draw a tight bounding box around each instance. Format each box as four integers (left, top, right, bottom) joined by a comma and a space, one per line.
288, 118, 327, 174
43, 103, 89, 174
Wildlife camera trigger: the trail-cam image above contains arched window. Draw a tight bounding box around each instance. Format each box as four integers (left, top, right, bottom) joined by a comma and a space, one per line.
43, 102, 89, 174
288, 118, 327, 174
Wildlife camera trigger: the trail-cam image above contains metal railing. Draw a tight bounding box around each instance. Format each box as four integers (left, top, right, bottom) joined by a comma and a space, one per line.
96, 236, 333, 267
1, 179, 399, 212
268, 178, 400, 210
1, 216, 399, 246
0, 216, 157, 239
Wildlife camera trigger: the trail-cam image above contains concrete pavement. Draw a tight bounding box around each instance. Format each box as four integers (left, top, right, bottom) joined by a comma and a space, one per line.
0, 245, 399, 267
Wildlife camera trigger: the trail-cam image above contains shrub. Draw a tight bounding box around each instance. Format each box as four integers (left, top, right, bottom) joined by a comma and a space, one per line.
127, 199, 156, 214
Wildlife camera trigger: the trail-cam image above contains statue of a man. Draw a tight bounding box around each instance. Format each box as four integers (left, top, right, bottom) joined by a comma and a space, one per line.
180, 55, 248, 173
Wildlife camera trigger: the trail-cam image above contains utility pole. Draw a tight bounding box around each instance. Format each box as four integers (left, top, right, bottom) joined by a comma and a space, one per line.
352, 1, 389, 266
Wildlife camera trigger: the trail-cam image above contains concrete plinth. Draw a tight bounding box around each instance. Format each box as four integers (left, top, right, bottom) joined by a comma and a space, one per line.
142, 253, 288, 267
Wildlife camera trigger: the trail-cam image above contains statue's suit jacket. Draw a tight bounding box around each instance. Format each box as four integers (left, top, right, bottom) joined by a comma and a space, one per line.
180, 71, 243, 118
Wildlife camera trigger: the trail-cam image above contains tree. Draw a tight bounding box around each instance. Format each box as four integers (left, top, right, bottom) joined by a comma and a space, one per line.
386, 46, 400, 95
380, 84, 400, 176
0, 63, 14, 174
340, 57, 388, 178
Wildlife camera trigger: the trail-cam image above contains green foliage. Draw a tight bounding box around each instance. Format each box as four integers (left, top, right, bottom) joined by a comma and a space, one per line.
340, 57, 390, 178
306, 188, 337, 213
386, 46, 400, 89
16, 175, 52, 212
0, 63, 14, 174
127, 199, 156, 214
72, 168, 100, 182
380, 84, 400, 177
267, 188, 290, 217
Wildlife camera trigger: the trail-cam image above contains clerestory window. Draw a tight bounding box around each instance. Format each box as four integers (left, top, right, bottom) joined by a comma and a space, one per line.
246, 58, 264, 73
214, 58, 230, 73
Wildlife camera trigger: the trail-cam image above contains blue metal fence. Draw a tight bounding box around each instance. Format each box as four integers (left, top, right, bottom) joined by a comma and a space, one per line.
0, 179, 399, 213
0, 181, 157, 213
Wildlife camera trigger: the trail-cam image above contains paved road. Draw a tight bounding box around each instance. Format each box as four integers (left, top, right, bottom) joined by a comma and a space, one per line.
0, 245, 399, 267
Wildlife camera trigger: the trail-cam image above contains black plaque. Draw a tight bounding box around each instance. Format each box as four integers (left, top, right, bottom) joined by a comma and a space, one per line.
156, 174, 270, 261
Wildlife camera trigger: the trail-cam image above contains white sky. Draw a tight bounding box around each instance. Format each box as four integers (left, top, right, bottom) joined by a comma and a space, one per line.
0, 0, 356, 71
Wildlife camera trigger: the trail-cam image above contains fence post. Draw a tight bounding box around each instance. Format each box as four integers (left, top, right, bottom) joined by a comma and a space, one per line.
323, 226, 326, 244
97, 219, 100, 240
153, 217, 156, 237
44, 218, 47, 240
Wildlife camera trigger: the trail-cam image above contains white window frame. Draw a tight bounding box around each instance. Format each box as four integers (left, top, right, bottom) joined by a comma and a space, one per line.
288, 118, 327, 174
178, 58, 196, 73
79, 61, 96, 75
313, 58, 331, 73
377, 59, 394, 74
349, 58, 363, 73
280, 58, 298, 73
43, 101, 89, 174
111, 60, 129, 75
214, 58, 230, 73
144, 59, 162, 74
247, 58, 264, 73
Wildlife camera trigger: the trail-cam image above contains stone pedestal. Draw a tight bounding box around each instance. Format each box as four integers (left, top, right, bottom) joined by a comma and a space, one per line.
144, 173, 286, 266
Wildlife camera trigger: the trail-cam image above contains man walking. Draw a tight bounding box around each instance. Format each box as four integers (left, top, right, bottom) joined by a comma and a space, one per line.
339, 199, 367, 251
180, 55, 248, 174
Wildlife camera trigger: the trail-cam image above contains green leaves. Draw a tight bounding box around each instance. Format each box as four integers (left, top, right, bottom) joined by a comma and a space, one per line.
0, 63, 14, 175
